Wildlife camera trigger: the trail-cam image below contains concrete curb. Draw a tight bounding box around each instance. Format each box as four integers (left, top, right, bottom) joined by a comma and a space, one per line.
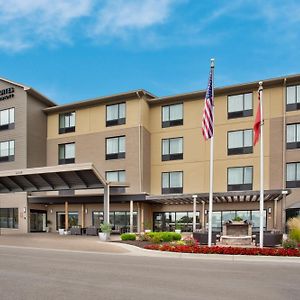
111, 241, 300, 263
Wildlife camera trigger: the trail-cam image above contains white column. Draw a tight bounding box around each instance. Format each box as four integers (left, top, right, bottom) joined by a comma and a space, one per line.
201, 201, 205, 230
103, 184, 110, 224
192, 195, 197, 232
137, 202, 141, 233
130, 200, 134, 233
274, 199, 278, 229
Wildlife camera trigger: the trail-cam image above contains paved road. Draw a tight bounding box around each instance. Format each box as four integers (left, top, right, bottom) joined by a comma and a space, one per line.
0, 246, 299, 300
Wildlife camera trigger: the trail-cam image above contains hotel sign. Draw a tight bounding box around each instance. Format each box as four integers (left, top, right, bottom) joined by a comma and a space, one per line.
0, 87, 15, 101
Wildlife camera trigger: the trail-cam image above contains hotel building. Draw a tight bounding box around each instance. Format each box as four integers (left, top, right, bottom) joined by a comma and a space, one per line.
0, 74, 300, 234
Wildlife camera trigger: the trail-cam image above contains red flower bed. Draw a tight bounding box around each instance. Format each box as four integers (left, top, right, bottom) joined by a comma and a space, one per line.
144, 244, 300, 257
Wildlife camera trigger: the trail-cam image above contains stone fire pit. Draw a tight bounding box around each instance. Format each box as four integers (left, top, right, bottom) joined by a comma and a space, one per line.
220, 220, 253, 246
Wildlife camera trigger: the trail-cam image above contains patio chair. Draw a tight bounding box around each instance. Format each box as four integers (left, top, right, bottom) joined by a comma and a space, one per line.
86, 227, 99, 236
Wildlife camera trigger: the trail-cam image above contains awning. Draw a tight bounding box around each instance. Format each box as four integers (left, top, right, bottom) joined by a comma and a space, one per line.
28, 193, 147, 204
0, 163, 128, 193
147, 189, 291, 205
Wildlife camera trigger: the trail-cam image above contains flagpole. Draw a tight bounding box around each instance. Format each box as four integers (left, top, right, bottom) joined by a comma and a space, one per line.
208, 58, 215, 247
259, 81, 264, 248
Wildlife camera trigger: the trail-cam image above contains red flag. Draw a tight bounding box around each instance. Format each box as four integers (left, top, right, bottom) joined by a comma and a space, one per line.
253, 89, 261, 145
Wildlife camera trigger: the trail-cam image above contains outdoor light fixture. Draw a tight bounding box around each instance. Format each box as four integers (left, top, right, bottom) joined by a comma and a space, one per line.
23, 207, 26, 213
204, 209, 208, 215
85, 208, 88, 214
50, 209, 53, 214
268, 207, 272, 214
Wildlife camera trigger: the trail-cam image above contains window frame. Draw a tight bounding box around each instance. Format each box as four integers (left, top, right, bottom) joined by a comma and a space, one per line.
161, 171, 183, 194
227, 92, 253, 119
161, 137, 184, 161
161, 103, 184, 128
286, 84, 300, 111
227, 129, 253, 155
105, 135, 126, 160
286, 162, 300, 188
106, 102, 126, 127
227, 166, 253, 191
0, 107, 15, 131
0, 140, 15, 162
286, 123, 300, 149
105, 170, 126, 182
59, 111, 76, 134
58, 142, 75, 165
0, 208, 18, 229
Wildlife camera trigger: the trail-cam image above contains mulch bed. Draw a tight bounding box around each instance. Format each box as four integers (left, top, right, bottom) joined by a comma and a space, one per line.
113, 240, 170, 249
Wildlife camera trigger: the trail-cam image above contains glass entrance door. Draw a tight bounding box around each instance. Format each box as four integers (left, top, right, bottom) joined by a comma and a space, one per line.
30, 210, 47, 232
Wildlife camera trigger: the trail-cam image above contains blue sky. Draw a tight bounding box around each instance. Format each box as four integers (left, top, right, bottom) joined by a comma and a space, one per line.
0, 0, 300, 104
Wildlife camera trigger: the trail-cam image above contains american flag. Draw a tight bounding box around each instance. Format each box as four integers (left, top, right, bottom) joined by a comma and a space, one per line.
202, 69, 214, 140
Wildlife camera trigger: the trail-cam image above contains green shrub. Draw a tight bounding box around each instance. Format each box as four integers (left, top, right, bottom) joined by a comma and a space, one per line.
100, 223, 112, 233
144, 232, 182, 243
289, 229, 300, 243
121, 233, 136, 241
283, 239, 298, 249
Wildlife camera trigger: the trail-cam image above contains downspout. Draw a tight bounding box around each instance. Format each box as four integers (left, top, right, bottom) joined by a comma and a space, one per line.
282, 78, 287, 232
136, 91, 143, 193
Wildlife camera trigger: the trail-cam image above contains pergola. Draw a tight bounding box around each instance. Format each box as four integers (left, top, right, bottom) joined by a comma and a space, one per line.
0, 163, 130, 230
147, 189, 290, 231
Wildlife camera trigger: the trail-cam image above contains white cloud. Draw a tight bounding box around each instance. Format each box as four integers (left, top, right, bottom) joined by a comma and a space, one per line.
92, 0, 175, 37
0, 0, 93, 51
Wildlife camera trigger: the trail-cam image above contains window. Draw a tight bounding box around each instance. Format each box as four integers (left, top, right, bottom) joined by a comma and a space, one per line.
209, 210, 266, 232
0, 108, 14, 130
228, 93, 252, 119
0, 208, 18, 228
162, 137, 183, 161
106, 136, 125, 160
106, 103, 126, 127
56, 211, 78, 230
286, 162, 300, 188
106, 170, 126, 182
58, 143, 75, 164
162, 171, 183, 194
162, 103, 183, 128
92, 211, 137, 232
59, 112, 75, 134
0, 140, 15, 162
286, 85, 300, 111
228, 129, 253, 155
153, 211, 200, 232
286, 123, 300, 149
227, 166, 253, 191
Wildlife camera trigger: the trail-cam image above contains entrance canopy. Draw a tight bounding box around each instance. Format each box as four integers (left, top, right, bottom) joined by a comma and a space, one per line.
0, 163, 128, 193
147, 189, 290, 205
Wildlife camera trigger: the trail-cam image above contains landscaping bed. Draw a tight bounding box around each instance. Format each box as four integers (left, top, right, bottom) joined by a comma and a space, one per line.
144, 244, 300, 257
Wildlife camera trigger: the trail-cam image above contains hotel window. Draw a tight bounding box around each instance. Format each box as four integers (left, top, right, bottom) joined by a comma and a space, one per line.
0, 108, 14, 130
162, 137, 183, 161
286, 85, 300, 111
227, 166, 253, 191
162, 171, 183, 194
162, 103, 183, 128
0, 208, 18, 229
227, 129, 253, 155
58, 143, 75, 164
228, 93, 252, 119
106, 136, 125, 160
106, 103, 126, 127
286, 162, 300, 188
59, 112, 75, 134
286, 123, 300, 149
0, 140, 15, 162
106, 170, 126, 182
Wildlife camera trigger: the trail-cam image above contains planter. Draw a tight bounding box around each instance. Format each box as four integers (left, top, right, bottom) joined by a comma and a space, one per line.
58, 228, 65, 235
175, 229, 181, 234
99, 232, 110, 241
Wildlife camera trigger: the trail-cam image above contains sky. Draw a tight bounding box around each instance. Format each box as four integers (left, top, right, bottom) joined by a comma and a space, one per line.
0, 0, 300, 104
